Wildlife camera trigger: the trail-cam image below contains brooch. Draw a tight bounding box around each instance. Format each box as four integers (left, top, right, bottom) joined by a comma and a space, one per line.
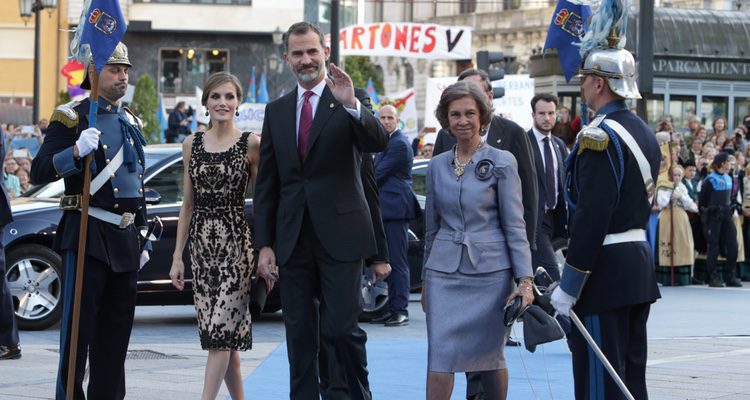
475, 159, 495, 181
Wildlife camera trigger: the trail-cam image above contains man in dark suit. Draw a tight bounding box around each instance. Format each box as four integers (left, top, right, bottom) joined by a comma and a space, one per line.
433, 69, 538, 250
528, 94, 569, 282
30, 42, 151, 399
0, 130, 19, 360
432, 69, 538, 400
254, 22, 389, 400
372, 105, 419, 327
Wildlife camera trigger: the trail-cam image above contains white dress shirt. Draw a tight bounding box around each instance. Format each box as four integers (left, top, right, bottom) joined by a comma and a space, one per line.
533, 126, 559, 210
295, 80, 361, 144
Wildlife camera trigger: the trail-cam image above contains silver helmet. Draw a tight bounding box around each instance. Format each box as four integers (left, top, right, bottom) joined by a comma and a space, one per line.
81, 42, 132, 90
579, 46, 641, 100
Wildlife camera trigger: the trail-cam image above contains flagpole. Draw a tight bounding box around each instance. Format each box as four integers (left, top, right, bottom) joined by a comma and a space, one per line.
66, 70, 98, 400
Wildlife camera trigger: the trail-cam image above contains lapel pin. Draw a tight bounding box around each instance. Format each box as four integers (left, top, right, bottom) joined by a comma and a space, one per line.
329, 103, 334, 109
496, 139, 501, 144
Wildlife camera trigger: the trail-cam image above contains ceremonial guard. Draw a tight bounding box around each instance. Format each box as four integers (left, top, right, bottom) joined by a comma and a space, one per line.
550, 1, 662, 398
31, 42, 151, 399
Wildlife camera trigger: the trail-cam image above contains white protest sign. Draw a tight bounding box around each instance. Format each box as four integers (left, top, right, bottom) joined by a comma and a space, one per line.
423, 75, 536, 131
338, 23, 472, 60
235, 103, 266, 133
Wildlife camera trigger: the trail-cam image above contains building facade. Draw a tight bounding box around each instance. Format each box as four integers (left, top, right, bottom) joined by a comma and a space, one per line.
0, 0, 71, 124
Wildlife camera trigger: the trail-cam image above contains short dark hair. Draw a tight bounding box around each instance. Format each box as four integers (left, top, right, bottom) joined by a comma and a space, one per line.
435, 81, 494, 134
530, 93, 559, 113
285, 22, 326, 52
457, 69, 492, 92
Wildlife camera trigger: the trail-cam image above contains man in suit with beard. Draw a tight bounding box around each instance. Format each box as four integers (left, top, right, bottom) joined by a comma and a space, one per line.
527, 93, 569, 282
254, 22, 389, 400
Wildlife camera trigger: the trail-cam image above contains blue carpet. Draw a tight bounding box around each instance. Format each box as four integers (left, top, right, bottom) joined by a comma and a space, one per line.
243, 337, 574, 399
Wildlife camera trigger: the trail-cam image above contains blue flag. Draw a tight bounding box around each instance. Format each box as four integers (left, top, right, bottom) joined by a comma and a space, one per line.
543, 0, 592, 82
366, 78, 379, 105
79, 0, 127, 73
245, 66, 257, 103
257, 73, 269, 104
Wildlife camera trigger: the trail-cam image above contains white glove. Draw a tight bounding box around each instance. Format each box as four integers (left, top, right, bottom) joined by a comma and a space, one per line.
550, 286, 577, 317
75, 127, 101, 157
139, 250, 150, 270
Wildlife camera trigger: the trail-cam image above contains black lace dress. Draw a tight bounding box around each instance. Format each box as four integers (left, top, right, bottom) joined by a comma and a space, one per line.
188, 131, 253, 351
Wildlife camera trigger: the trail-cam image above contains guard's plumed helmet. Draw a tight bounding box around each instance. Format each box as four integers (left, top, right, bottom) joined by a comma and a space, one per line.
81, 42, 131, 90
576, 0, 640, 99
578, 33, 641, 99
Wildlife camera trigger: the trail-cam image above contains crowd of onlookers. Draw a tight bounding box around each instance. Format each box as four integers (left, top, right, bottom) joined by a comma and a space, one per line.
1, 120, 45, 199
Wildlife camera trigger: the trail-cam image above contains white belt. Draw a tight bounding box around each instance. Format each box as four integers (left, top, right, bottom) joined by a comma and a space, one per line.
602, 229, 647, 246
88, 207, 135, 229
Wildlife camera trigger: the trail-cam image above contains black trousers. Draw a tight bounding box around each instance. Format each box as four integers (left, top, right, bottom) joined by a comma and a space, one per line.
569, 303, 651, 400
704, 214, 738, 281
384, 220, 410, 315
56, 251, 137, 400
280, 212, 371, 400
0, 231, 18, 348
531, 212, 562, 281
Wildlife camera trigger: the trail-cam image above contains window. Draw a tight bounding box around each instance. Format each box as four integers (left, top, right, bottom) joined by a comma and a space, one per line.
645, 95, 665, 128
734, 97, 750, 129
701, 96, 727, 131
460, 0, 477, 14
135, 0, 250, 4
145, 160, 184, 204
160, 49, 229, 94
668, 95, 696, 132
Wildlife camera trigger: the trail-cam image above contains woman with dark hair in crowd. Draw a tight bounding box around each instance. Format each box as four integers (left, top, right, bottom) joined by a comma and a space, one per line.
422, 80, 533, 400
699, 152, 743, 287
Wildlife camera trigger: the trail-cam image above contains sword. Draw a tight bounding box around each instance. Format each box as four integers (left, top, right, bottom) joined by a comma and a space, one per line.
569, 310, 636, 400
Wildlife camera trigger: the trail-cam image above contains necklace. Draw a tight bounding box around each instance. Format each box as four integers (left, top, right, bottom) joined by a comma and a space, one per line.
453, 141, 483, 178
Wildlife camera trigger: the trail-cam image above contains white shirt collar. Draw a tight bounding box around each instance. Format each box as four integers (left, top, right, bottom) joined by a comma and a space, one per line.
297, 79, 326, 102
532, 126, 552, 143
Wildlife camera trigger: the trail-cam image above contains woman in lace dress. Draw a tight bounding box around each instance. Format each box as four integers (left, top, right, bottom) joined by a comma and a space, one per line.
169, 72, 259, 400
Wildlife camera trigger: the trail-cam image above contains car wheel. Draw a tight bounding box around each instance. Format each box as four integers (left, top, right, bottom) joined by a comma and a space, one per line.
359, 269, 389, 321
5, 244, 63, 330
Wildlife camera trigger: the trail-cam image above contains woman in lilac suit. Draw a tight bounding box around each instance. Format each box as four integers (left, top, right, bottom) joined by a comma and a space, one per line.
421, 81, 534, 400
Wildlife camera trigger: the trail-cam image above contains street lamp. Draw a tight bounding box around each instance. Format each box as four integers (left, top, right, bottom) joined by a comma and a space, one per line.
272, 26, 284, 47
19, 0, 58, 125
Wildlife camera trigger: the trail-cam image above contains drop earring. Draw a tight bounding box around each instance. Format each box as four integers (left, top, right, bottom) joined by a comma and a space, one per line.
205, 110, 209, 117
235, 109, 240, 117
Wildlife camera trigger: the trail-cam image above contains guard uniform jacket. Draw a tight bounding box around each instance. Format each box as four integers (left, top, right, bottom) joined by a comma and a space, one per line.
561, 100, 662, 316
31, 98, 148, 272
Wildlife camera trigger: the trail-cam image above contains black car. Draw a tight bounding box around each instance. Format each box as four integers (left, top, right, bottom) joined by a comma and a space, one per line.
6, 145, 428, 330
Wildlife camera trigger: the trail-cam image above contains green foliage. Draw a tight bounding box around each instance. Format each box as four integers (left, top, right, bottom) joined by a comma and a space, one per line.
343, 56, 383, 93
56, 90, 72, 106
130, 74, 161, 144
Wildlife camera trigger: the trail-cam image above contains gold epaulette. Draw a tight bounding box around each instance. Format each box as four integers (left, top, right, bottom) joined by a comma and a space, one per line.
576, 114, 609, 155
49, 100, 81, 128
122, 106, 144, 131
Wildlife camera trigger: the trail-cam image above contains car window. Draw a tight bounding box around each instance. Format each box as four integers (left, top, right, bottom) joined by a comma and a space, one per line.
411, 162, 429, 197
25, 149, 176, 199
145, 160, 184, 204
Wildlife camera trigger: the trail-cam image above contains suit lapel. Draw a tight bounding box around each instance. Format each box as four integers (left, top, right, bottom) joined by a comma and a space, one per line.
527, 130, 544, 181
488, 118, 504, 149
279, 88, 301, 170
306, 86, 339, 156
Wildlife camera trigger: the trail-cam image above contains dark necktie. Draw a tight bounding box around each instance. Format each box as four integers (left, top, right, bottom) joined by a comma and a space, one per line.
543, 136, 556, 209
297, 90, 314, 163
